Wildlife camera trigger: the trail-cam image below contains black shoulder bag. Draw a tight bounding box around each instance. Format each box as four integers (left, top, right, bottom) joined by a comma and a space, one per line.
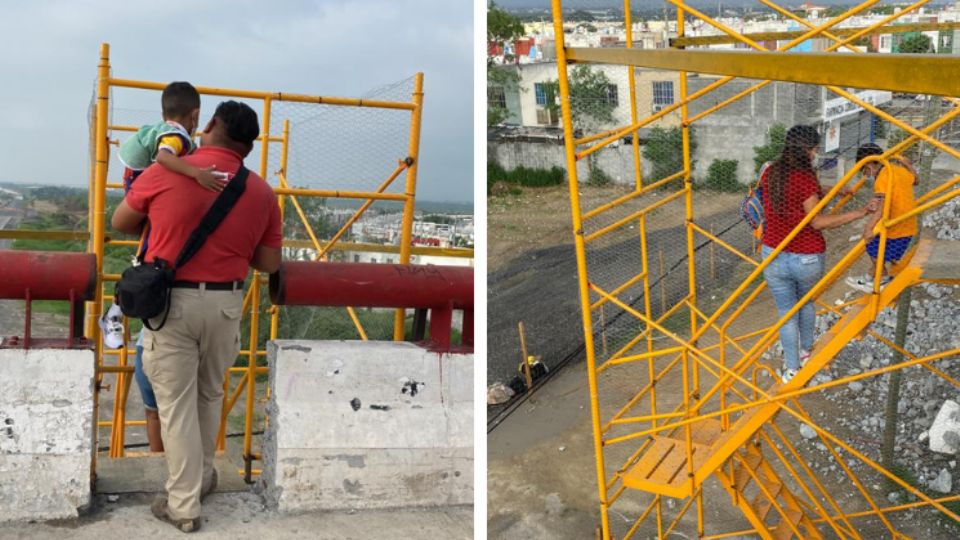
115, 166, 250, 331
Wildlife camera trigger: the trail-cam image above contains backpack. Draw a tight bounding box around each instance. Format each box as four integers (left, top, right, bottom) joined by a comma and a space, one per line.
741, 162, 772, 249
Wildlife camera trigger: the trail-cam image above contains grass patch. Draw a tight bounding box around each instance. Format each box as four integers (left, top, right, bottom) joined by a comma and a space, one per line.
488, 161, 564, 195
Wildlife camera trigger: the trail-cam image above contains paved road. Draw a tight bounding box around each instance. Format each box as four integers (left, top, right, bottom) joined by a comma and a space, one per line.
0, 213, 17, 249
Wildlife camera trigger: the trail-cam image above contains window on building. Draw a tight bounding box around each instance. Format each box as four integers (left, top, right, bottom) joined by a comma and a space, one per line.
880, 36, 891, 50
653, 81, 674, 109
353, 255, 360, 262
534, 82, 549, 106
488, 86, 506, 110
602, 84, 618, 107
386, 258, 394, 264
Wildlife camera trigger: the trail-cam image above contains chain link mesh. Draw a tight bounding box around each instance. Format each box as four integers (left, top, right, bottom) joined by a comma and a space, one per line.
101, 76, 422, 343
488, 5, 960, 537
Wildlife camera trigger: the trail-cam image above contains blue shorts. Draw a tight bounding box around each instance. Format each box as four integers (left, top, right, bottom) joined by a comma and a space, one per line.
134, 345, 158, 411
866, 236, 913, 263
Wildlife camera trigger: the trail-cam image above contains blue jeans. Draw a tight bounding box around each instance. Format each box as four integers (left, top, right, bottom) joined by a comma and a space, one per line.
135, 345, 158, 410
761, 246, 825, 371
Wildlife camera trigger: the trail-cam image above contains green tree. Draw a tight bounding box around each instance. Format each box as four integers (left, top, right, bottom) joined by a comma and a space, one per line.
486, 2, 524, 126
539, 66, 618, 181
487, 2, 524, 63
643, 127, 697, 183
570, 10, 595, 22
540, 65, 616, 130
824, 6, 846, 18
899, 33, 932, 53
753, 123, 786, 174
487, 66, 519, 126
705, 159, 740, 192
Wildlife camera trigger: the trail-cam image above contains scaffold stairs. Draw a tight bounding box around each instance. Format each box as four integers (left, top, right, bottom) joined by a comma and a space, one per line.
621, 239, 938, 501
715, 442, 824, 540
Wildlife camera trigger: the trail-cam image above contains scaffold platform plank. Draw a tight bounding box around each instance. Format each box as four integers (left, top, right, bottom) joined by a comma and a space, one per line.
919, 239, 960, 283
621, 418, 733, 497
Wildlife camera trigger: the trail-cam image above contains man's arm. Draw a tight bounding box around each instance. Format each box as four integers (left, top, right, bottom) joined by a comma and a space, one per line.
251, 245, 281, 273
155, 150, 226, 192
111, 200, 146, 235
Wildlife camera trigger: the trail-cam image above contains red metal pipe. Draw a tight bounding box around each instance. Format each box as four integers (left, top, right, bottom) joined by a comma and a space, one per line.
0, 251, 97, 301
270, 262, 473, 309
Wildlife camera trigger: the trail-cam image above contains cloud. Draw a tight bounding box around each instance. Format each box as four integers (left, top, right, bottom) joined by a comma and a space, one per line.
0, 0, 473, 203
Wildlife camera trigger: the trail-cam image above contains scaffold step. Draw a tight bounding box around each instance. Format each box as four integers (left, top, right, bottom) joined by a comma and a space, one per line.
732, 445, 764, 490
751, 480, 784, 521
770, 508, 804, 540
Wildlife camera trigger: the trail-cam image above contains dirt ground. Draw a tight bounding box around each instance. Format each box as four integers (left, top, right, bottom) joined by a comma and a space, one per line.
487, 184, 744, 274
487, 184, 748, 389
487, 184, 960, 538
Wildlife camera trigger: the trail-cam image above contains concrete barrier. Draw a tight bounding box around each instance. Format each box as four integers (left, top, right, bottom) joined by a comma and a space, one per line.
0, 348, 95, 522
261, 340, 472, 512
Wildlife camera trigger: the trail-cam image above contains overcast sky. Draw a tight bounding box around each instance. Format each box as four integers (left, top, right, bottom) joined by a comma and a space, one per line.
0, 0, 473, 203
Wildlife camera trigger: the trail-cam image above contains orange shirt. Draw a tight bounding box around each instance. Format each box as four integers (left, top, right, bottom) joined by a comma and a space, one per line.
873, 162, 918, 239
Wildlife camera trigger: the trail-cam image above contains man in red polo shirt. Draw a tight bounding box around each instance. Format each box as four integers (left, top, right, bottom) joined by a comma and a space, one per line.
112, 100, 281, 532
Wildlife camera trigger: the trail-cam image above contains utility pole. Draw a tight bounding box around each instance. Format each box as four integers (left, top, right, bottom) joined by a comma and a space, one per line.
881, 287, 911, 477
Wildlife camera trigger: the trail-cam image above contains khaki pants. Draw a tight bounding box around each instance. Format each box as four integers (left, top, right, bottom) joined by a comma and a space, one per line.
142, 286, 243, 520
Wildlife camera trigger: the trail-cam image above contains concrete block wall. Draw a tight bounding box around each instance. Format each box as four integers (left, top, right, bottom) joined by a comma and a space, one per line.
261, 340, 472, 512
0, 348, 95, 522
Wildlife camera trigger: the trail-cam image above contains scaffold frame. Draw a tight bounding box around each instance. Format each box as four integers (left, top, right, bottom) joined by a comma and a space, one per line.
550, 1, 960, 538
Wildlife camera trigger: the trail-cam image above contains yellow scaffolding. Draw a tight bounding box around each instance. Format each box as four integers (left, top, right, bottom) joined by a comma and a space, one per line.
0, 43, 473, 482
551, 1, 960, 538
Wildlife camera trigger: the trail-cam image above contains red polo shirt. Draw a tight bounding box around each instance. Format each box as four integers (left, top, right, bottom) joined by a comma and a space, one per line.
125, 146, 282, 282
761, 168, 826, 254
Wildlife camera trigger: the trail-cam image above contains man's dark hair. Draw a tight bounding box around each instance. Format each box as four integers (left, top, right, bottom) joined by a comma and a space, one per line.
161, 82, 201, 119
856, 143, 883, 165
213, 101, 260, 148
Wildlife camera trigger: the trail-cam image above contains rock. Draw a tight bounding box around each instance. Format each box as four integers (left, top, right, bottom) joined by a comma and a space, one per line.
558, 446, 566, 452
929, 400, 960, 455
930, 469, 952, 493
487, 382, 515, 405
544, 493, 565, 516
859, 354, 874, 369
849, 381, 864, 393
919, 430, 930, 442
799, 423, 817, 440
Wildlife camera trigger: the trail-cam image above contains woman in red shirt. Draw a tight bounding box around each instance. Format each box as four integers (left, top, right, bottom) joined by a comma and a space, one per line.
761, 125, 872, 383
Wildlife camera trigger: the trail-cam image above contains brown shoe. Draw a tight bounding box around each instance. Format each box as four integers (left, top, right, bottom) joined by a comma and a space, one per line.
201, 468, 218, 502
150, 496, 200, 533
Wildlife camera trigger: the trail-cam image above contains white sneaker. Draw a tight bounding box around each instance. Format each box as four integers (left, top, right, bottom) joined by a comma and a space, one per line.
99, 303, 125, 349
781, 368, 798, 384
800, 349, 811, 367
845, 274, 891, 294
